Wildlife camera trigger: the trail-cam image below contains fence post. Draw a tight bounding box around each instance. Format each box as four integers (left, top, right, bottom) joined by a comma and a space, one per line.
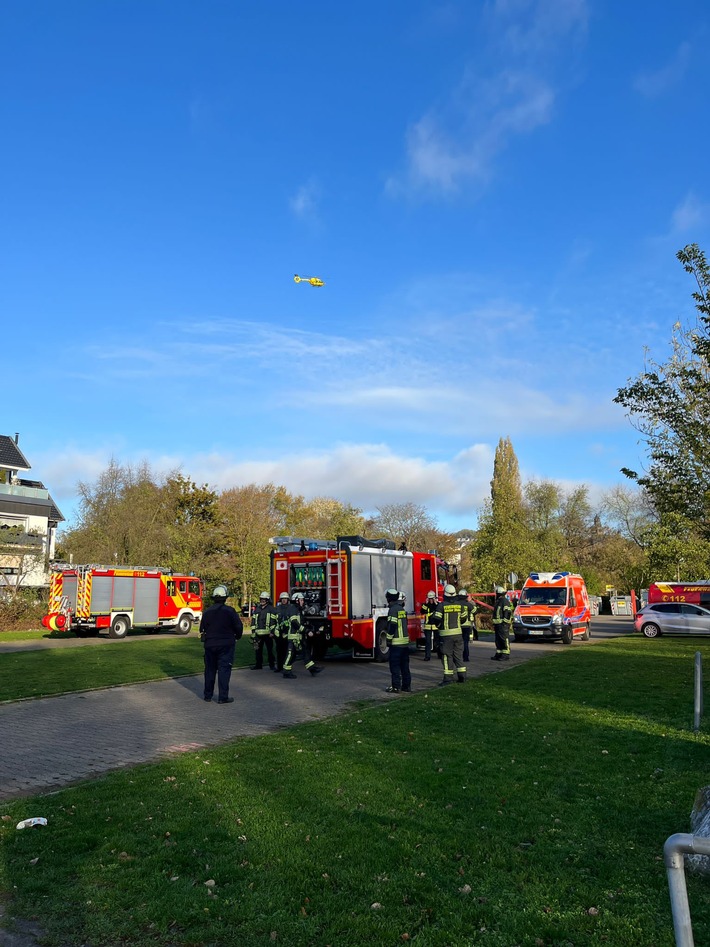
694, 652, 703, 733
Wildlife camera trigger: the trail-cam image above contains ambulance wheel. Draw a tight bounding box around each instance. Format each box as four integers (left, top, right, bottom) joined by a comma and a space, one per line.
561, 625, 573, 645
375, 619, 389, 662
581, 623, 590, 641
175, 615, 192, 635
109, 615, 131, 639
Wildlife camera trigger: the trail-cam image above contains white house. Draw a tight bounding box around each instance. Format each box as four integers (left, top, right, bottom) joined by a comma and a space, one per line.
0, 433, 64, 593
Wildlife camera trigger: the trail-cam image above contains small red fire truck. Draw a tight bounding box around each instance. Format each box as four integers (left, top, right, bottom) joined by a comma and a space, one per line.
648, 581, 710, 607
270, 535, 441, 660
42, 565, 203, 638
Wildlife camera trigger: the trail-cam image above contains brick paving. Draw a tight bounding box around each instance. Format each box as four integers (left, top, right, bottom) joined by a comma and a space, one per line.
0, 618, 629, 801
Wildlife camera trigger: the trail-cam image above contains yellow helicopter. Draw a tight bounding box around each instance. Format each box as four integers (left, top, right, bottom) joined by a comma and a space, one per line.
294, 274, 325, 287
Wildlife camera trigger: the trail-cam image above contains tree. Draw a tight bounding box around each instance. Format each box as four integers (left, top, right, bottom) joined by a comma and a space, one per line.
471, 437, 533, 588
217, 484, 284, 610
369, 502, 437, 551
615, 244, 710, 537
524, 479, 565, 568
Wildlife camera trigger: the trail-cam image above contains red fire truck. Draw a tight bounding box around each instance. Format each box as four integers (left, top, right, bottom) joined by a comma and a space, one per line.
270, 535, 441, 660
647, 581, 710, 607
42, 565, 203, 638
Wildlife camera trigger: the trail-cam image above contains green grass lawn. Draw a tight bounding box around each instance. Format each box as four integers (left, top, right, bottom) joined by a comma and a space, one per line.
0, 636, 257, 701
0, 637, 709, 945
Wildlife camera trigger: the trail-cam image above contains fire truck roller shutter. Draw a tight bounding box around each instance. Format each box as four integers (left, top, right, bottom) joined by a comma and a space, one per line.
393, 558, 414, 610
369, 555, 397, 611
133, 576, 160, 624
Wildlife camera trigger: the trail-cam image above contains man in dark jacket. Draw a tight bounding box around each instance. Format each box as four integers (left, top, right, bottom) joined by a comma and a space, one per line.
492, 586, 513, 661
420, 590, 438, 660
385, 588, 411, 693
200, 585, 243, 704
431, 583, 466, 685
251, 591, 278, 670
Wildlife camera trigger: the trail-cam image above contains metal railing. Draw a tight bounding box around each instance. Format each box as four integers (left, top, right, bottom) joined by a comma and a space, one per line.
665, 833, 710, 946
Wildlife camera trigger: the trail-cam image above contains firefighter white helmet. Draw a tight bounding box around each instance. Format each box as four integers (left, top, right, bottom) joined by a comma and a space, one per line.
385, 588, 399, 601
212, 585, 228, 599
444, 584, 456, 596
292, 592, 305, 601
259, 591, 270, 600
278, 592, 289, 601
458, 589, 468, 596
426, 591, 437, 600
495, 586, 505, 594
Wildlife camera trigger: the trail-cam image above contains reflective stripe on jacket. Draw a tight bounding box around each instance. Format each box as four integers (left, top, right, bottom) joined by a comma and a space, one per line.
386, 604, 409, 647
432, 601, 464, 637
493, 596, 513, 626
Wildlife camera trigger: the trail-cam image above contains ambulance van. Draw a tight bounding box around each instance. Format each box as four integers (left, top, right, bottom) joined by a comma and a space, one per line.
513, 571, 591, 644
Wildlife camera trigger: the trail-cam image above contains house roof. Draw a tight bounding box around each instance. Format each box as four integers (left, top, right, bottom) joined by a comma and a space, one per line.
0, 436, 30, 471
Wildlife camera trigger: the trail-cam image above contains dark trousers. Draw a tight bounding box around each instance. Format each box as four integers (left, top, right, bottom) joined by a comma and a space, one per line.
275, 635, 288, 671
494, 624, 510, 656
423, 628, 434, 659
440, 635, 466, 681
254, 634, 275, 669
204, 642, 236, 700
389, 645, 411, 690
462, 627, 471, 662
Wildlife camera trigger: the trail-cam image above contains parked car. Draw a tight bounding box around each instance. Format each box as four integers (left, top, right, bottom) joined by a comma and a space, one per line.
634, 601, 710, 638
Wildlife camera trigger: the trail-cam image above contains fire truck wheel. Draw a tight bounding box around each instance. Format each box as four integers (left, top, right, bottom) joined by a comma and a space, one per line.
109, 615, 131, 639
175, 615, 193, 635
375, 619, 389, 662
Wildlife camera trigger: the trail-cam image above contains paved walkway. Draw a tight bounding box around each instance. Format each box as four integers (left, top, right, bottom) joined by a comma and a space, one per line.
0, 618, 631, 800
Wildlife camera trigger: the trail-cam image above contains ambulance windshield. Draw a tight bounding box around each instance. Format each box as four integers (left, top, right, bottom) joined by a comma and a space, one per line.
520, 588, 567, 607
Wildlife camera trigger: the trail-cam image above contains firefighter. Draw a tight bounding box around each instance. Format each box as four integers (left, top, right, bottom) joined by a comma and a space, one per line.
431, 583, 466, 685
296, 592, 324, 676
282, 592, 303, 679
492, 586, 513, 661
251, 591, 278, 670
470, 599, 480, 641
200, 585, 243, 704
459, 588, 473, 662
420, 590, 438, 660
275, 591, 292, 672
385, 588, 411, 693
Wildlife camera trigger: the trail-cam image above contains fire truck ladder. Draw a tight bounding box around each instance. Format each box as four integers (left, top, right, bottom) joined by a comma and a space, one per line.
326, 557, 343, 615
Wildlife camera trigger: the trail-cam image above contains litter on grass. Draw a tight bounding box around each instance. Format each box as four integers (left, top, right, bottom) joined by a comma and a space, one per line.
16, 817, 47, 830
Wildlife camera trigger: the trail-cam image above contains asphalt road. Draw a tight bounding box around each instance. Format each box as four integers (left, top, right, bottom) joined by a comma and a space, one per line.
0, 615, 632, 801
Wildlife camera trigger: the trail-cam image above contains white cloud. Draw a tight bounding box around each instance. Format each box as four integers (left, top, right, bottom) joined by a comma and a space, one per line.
388, 0, 585, 197
289, 179, 321, 221
43, 441, 496, 529
633, 42, 691, 97
671, 192, 709, 234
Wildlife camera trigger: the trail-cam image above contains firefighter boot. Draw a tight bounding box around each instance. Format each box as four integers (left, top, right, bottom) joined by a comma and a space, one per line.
283, 671, 297, 679
309, 666, 323, 675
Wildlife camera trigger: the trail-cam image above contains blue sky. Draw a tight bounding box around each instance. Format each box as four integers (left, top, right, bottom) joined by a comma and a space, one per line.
3, 0, 709, 532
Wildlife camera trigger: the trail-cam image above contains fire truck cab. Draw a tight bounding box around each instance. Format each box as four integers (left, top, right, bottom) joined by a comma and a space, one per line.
270, 535, 439, 660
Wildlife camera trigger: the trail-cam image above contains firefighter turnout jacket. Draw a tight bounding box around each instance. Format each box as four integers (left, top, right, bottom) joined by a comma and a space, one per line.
386, 601, 409, 647
253, 602, 278, 636
432, 599, 465, 636
493, 594, 513, 628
